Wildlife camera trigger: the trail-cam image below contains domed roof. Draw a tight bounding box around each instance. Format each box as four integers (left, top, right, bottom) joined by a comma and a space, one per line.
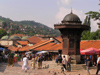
21, 36, 30, 41
62, 12, 81, 23
9, 35, 21, 40
1, 35, 9, 40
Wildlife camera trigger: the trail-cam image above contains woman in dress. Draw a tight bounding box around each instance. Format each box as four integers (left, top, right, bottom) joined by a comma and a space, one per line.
22, 54, 29, 72
31, 54, 35, 69
8, 51, 14, 67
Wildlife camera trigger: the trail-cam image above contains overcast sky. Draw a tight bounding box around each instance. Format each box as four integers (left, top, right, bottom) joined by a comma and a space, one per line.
0, 0, 99, 31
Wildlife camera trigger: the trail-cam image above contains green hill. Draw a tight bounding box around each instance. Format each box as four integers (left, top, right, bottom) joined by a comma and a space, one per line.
0, 16, 60, 37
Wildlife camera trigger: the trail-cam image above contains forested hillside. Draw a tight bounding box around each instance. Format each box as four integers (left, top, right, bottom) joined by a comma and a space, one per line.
0, 16, 60, 36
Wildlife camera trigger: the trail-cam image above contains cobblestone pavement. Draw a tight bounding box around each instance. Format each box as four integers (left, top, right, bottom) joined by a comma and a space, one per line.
0, 60, 100, 75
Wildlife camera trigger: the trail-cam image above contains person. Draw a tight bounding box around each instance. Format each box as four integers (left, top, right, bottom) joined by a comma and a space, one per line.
31, 54, 35, 69
90, 55, 93, 66
28, 53, 32, 60
40, 54, 43, 68
4, 53, 8, 62
22, 54, 29, 72
4, 53, 8, 63
96, 55, 100, 75
62, 56, 67, 71
86, 56, 90, 75
8, 51, 14, 67
67, 55, 71, 72
37, 55, 41, 69
59, 54, 62, 63
56, 54, 60, 65
35, 55, 38, 64
14, 53, 18, 63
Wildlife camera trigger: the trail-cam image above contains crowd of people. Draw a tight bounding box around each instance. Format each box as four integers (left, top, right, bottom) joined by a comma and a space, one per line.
21, 52, 51, 72
1, 50, 100, 75
56, 54, 71, 72
0, 51, 52, 72
85, 55, 100, 75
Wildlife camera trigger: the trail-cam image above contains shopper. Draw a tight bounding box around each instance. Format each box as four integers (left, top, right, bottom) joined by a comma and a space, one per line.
86, 56, 90, 75
96, 55, 100, 75
22, 54, 29, 72
62, 56, 67, 71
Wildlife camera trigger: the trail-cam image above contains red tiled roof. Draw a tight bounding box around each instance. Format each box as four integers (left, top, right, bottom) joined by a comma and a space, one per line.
8, 46, 20, 51
18, 40, 53, 51
34, 43, 56, 51
18, 45, 29, 51
82, 40, 100, 49
80, 40, 95, 49
27, 36, 42, 44
15, 43, 19, 46
55, 38, 62, 42
8, 40, 100, 52
29, 40, 53, 50
17, 41, 28, 45
47, 43, 63, 51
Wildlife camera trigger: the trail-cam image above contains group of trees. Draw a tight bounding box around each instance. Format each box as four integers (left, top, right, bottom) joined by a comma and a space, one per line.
0, 17, 60, 38
81, 1, 100, 40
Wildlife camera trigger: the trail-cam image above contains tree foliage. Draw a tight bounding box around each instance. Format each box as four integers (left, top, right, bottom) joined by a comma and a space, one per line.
0, 28, 7, 38
81, 1, 100, 40
86, 1, 100, 28
0, 16, 60, 37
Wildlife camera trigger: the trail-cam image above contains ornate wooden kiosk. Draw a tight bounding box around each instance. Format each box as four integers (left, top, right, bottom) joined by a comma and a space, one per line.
54, 12, 90, 64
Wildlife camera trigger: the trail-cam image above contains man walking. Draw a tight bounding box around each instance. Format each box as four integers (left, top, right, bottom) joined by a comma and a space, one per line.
96, 55, 100, 75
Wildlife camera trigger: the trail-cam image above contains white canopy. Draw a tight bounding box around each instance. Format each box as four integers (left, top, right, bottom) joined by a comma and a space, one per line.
36, 51, 48, 54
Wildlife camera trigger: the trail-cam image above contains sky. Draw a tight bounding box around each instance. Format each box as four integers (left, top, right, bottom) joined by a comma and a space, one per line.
0, 0, 100, 31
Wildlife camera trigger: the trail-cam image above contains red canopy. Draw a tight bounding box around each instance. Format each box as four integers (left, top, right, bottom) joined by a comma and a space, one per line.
80, 47, 100, 55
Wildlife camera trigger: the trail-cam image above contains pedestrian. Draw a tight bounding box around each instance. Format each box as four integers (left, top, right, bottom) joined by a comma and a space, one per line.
4, 53, 8, 63
37, 55, 41, 69
31, 54, 35, 69
14, 53, 18, 63
62, 56, 67, 71
22, 54, 29, 72
67, 54, 71, 72
28, 53, 32, 60
40, 54, 43, 68
56, 54, 60, 65
86, 56, 90, 75
59, 54, 62, 63
8, 51, 14, 67
96, 55, 100, 75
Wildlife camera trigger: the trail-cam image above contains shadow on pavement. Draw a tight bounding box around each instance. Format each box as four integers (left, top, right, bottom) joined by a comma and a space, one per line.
13, 63, 22, 67
0, 62, 8, 72
0, 62, 22, 73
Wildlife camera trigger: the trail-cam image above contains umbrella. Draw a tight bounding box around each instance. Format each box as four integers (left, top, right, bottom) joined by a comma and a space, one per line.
25, 51, 32, 55
36, 51, 48, 54
80, 47, 100, 55
0, 48, 9, 51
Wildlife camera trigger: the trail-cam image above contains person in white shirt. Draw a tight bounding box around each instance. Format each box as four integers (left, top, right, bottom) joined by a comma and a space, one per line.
22, 54, 29, 72
62, 56, 67, 71
4, 53, 8, 62
96, 55, 100, 75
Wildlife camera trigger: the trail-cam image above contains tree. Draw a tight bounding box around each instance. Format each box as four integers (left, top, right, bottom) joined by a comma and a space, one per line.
0, 28, 7, 38
2, 22, 7, 28
86, 1, 100, 28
